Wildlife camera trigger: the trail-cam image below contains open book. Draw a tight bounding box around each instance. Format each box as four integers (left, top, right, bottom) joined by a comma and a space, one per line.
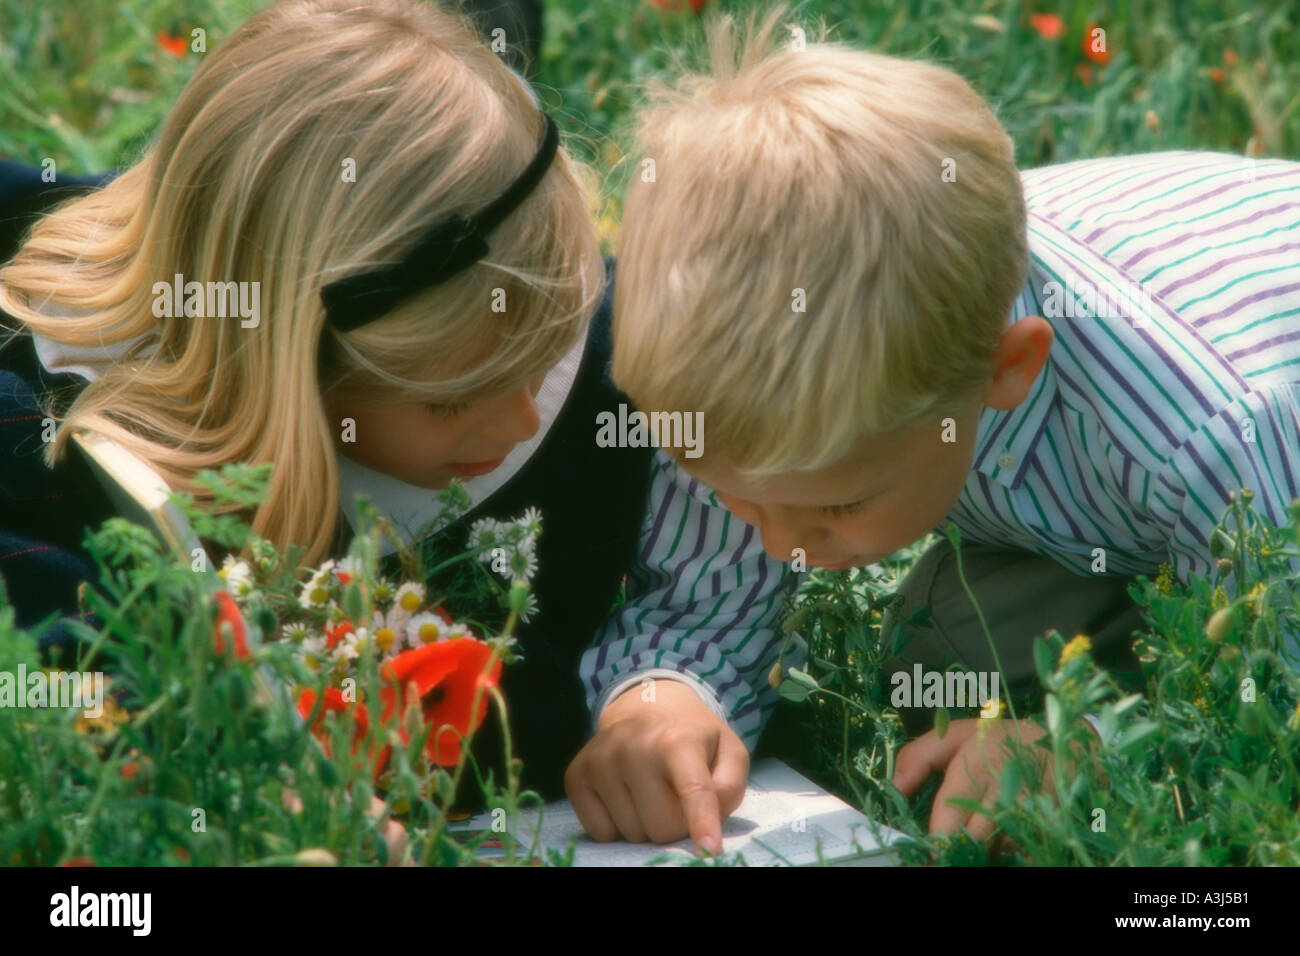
69, 429, 212, 570
453, 758, 906, 866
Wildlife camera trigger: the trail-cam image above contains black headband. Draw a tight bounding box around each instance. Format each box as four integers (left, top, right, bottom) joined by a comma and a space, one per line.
321, 112, 559, 332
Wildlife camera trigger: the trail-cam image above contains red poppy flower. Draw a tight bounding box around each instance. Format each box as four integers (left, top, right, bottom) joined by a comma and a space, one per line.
157, 30, 187, 58
1223, 49, 1239, 67
1209, 67, 1226, 85
173, 847, 190, 862
1082, 23, 1110, 66
297, 686, 387, 775
1028, 13, 1064, 40
60, 858, 95, 867
325, 619, 354, 650
336, 572, 352, 585
212, 590, 251, 659
379, 639, 502, 766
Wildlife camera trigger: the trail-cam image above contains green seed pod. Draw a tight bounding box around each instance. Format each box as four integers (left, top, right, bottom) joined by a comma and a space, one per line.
1215, 558, 1233, 577
1205, 608, 1234, 644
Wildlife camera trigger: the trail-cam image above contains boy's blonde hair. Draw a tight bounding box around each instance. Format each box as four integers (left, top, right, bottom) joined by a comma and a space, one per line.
612, 6, 1028, 479
0, 0, 602, 567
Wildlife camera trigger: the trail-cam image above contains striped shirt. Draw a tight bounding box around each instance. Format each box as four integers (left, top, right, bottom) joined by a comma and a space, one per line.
582, 449, 801, 750
943, 151, 1300, 631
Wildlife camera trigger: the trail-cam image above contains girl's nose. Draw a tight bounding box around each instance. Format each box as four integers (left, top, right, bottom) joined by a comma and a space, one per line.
481, 382, 541, 445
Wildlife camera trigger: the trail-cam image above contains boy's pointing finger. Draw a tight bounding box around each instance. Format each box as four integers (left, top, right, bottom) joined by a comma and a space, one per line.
665, 744, 723, 856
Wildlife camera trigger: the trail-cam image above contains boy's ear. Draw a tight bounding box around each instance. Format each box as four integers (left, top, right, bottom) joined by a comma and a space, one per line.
982, 315, 1053, 411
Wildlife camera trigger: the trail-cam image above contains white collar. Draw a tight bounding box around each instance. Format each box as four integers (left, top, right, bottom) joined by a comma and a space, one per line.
337, 330, 585, 554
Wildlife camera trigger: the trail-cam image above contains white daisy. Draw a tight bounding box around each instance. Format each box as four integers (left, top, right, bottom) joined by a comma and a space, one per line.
281, 621, 311, 643
508, 548, 538, 581
467, 517, 502, 560
300, 635, 327, 656
394, 582, 426, 615
406, 610, 453, 646
370, 608, 408, 655
298, 566, 335, 609
519, 591, 539, 623
221, 558, 256, 598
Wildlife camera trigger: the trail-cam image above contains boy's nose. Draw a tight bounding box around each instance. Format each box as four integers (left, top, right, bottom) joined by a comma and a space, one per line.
718, 495, 830, 564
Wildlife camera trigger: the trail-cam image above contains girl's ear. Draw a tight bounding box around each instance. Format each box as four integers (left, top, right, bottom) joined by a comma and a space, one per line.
982, 315, 1053, 411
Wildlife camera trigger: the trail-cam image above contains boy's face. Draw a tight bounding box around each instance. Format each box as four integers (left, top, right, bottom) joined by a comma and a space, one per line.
674, 314, 1053, 569
679, 397, 983, 568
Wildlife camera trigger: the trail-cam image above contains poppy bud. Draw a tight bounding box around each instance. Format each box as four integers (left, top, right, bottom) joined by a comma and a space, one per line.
1216, 558, 1233, 576
1209, 528, 1235, 558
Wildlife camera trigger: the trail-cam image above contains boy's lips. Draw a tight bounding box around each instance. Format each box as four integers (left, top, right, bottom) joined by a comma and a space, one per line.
446, 456, 507, 477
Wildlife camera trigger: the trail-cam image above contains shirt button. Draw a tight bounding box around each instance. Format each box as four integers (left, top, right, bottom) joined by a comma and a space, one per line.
997, 452, 1019, 470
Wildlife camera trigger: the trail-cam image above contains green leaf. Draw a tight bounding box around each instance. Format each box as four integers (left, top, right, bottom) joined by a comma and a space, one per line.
786, 667, 819, 690
934, 706, 950, 739
1112, 720, 1160, 755
778, 680, 812, 703
1033, 636, 1055, 681
1045, 694, 1062, 736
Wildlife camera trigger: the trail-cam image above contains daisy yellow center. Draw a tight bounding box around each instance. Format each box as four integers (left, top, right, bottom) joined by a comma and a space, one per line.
418, 622, 440, 644
400, 593, 422, 612
375, 628, 396, 652
310, 585, 330, 604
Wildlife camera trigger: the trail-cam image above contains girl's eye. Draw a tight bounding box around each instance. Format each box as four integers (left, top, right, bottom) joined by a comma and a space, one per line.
429, 401, 470, 418
820, 497, 870, 518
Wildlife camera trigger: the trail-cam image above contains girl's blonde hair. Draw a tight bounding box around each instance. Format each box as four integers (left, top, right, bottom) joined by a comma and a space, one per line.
612, 6, 1028, 480
0, 0, 603, 567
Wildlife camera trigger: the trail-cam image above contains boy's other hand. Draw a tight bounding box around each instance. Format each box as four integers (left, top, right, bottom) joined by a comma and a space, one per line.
565, 679, 748, 856
892, 717, 1047, 843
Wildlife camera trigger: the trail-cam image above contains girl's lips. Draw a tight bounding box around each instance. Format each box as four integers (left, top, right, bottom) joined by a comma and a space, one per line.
446, 457, 507, 478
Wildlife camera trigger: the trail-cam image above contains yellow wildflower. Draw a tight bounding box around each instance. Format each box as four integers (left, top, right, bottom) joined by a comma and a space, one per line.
1211, 586, 1228, 609
1154, 562, 1176, 595
74, 690, 129, 735
1194, 695, 1212, 717
1059, 634, 1093, 667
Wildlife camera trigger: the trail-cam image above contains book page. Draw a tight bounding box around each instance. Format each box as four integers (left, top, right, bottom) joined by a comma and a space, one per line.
454, 758, 906, 867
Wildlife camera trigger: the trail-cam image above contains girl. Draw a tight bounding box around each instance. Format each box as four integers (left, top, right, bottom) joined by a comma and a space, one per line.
0, 0, 794, 851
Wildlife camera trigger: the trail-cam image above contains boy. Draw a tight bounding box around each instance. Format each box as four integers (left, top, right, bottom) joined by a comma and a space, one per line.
609, 11, 1300, 841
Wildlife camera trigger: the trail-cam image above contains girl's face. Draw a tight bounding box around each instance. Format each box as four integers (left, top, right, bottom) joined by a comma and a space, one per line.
323, 373, 546, 489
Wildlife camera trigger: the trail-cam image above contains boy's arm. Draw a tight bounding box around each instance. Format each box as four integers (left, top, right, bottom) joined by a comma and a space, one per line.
1145, 381, 1300, 652
579, 449, 803, 751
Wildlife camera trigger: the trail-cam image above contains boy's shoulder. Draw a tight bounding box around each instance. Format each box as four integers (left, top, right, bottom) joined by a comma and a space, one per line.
1017, 150, 1264, 207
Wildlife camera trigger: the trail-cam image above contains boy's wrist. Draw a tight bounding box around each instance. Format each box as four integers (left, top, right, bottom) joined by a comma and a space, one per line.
594, 669, 728, 731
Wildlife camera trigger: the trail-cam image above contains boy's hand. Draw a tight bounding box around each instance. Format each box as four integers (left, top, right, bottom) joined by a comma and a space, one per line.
565, 678, 748, 855
893, 716, 1104, 845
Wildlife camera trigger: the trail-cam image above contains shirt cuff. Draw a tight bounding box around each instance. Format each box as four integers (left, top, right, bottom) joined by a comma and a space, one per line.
589, 668, 729, 734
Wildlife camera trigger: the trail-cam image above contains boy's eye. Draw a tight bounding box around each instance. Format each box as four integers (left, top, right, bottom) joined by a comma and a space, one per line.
429, 401, 470, 418
820, 497, 870, 518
